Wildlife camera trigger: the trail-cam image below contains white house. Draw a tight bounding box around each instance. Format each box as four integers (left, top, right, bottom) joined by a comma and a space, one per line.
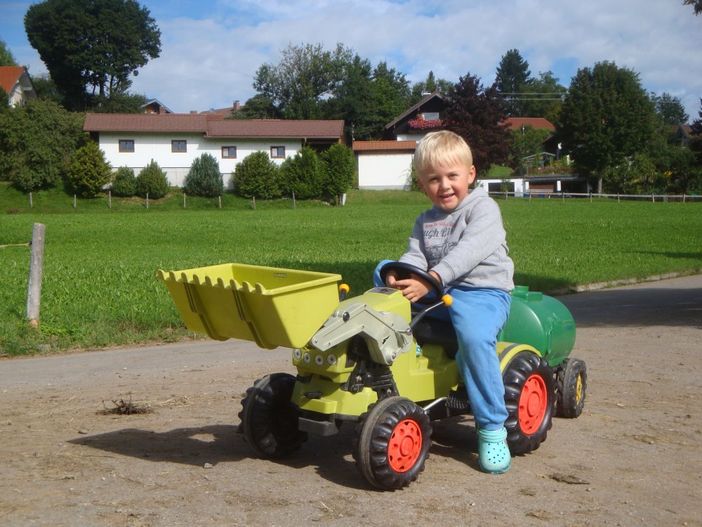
83, 113, 345, 187
0, 66, 37, 107
353, 140, 416, 189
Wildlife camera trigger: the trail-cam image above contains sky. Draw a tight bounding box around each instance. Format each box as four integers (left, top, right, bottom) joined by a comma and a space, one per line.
1, 0, 701, 121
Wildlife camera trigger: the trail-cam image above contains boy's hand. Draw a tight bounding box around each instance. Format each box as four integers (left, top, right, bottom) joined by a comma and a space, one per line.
391, 271, 441, 303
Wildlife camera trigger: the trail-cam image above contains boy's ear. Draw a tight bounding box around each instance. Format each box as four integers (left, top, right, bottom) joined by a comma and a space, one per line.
467, 165, 477, 185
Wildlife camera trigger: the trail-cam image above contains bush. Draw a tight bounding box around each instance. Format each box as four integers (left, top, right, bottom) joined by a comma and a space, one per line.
136, 160, 169, 199
233, 151, 281, 199
111, 166, 137, 197
320, 143, 355, 202
184, 153, 223, 197
279, 146, 324, 200
0, 99, 86, 192
64, 141, 111, 198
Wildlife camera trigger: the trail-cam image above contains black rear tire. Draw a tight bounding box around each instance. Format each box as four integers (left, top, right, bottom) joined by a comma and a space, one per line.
503, 352, 555, 455
556, 358, 587, 418
238, 373, 307, 458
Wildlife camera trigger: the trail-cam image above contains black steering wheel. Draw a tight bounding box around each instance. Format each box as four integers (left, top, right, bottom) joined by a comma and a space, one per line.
378, 261, 443, 303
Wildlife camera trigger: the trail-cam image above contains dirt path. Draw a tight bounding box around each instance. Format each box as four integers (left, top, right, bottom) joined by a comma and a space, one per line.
1, 276, 701, 526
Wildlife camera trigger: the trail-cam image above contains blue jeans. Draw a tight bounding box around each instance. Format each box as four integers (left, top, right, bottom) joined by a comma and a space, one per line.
373, 260, 511, 431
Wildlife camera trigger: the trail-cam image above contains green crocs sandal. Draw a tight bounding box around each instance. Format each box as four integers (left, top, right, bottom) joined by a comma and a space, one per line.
477, 427, 511, 474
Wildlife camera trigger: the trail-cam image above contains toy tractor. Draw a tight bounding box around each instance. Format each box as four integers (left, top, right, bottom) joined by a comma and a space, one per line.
159, 261, 586, 490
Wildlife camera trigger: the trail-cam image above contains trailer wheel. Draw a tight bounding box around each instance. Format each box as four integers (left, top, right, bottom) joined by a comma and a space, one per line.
556, 358, 587, 418
353, 396, 432, 490
238, 373, 307, 458
503, 352, 555, 455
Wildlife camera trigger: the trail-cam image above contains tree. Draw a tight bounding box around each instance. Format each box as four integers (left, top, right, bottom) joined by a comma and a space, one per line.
0, 99, 86, 191
689, 99, 702, 165
25, 0, 161, 110
652, 92, 689, 125
557, 61, 657, 192
279, 147, 325, 199
519, 71, 567, 122
684, 0, 702, 14
494, 49, 532, 116
136, 160, 169, 199
253, 42, 353, 119
323, 56, 411, 140
410, 71, 453, 102
230, 94, 281, 119
365, 62, 411, 138
65, 141, 111, 197
0, 39, 18, 66
320, 143, 355, 202
30, 74, 63, 104
184, 153, 223, 197
322, 54, 373, 139
232, 151, 281, 199
510, 126, 552, 175
111, 166, 137, 196
443, 73, 511, 175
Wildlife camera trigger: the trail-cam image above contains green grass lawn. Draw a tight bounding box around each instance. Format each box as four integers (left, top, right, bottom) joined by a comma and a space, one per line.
2, 185, 701, 355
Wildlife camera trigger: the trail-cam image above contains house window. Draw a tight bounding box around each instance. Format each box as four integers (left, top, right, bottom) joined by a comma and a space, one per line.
421, 112, 440, 121
171, 140, 187, 153
270, 146, 286, 159
119, 139, 134, 153
222, 146, 237, 159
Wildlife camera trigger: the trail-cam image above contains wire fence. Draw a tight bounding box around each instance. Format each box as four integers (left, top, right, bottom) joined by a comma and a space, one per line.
488, 191, 702, 203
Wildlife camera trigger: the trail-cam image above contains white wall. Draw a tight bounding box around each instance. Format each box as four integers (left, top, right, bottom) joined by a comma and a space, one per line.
99, 133, 301, 187
396, 133, 426, 142
357, 152, 414, 190
474, 178, 527, 196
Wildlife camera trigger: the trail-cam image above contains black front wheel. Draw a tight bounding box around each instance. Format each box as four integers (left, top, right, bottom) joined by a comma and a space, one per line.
503, 352, 555, 455
238, 373, 307, 458
353, 396, 432, 490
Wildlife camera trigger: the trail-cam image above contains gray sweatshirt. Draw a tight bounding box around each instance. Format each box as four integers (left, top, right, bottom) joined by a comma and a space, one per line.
399, 187, 514, 291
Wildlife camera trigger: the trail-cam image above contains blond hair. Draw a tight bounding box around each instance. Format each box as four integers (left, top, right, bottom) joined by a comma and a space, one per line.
413, 130, 473, 176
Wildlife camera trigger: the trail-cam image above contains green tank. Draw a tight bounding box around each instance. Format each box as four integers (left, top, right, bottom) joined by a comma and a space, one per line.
499, 285, 576, 367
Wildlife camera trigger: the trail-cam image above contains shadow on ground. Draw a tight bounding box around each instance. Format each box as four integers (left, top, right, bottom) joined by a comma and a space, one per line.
559, 286, 702, 328
69, 418, 483, 490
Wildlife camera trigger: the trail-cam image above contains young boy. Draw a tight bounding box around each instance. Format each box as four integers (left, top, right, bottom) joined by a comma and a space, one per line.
375, 130, 515, 474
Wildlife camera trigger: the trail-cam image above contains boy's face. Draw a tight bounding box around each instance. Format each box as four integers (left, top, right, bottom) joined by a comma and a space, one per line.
419, 161, 476, 212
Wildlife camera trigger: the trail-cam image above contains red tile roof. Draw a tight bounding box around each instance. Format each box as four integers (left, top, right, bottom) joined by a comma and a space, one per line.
504, 117, 555, 132
206, 119, 344, 138
83, 113, 344, 139
352, 140, 417, 152
0, 66, 25, 93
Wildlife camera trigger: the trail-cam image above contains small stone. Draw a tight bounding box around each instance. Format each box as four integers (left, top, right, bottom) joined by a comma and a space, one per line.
203, 462, 213, 469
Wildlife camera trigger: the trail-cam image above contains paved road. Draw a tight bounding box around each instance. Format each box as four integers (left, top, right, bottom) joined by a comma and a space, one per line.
1, 273, 700, 388
0, 274, 700, 527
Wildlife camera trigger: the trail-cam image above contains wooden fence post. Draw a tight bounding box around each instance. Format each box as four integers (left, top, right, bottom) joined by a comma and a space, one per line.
26, 223, 46, 328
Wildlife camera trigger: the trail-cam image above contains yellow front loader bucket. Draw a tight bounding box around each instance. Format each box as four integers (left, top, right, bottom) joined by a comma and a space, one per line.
158, 263, 341, 349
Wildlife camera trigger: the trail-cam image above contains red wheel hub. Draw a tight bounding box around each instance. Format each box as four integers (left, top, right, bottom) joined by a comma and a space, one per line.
518, 374, 548, 434
388, 419, 422, 472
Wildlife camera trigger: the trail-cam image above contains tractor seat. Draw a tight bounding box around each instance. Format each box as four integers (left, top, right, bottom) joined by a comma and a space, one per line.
412, 318, 459, 358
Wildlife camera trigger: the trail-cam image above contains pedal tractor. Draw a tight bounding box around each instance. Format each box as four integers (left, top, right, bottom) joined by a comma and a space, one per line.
159, 261, 586, 490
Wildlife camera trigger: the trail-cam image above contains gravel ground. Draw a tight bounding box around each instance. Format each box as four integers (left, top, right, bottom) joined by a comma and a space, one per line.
1, 275, 701, 527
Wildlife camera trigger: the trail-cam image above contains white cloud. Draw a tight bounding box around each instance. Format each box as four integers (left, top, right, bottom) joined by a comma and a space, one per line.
4, 0, 700, 119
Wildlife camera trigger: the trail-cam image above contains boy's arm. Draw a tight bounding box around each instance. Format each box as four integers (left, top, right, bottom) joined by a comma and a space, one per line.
398, 216, 428, 270
432, 199, 507, 285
